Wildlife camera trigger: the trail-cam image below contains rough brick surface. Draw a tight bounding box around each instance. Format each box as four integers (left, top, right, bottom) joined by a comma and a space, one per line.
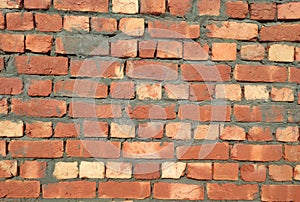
0, 1, 299, 200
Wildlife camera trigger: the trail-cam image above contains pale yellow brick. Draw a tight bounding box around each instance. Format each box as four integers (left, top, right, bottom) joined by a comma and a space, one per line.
215, 84, 241, 101
111, 123, 135, 138
0, 120, 23, 137
162, 162, 186, 179
268, 44, 294, 62
244, 85, 269, 100
53, 162, 78, 179
137, 83, 162, 100
106, 162, 132, 179
112, 0, 138, 14
79, 161, 105, 178
271, 87, 294, 102
166, 122, 191, 139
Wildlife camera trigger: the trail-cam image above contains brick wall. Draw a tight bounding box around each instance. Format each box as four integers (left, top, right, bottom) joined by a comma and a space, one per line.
0, 0, 300, 200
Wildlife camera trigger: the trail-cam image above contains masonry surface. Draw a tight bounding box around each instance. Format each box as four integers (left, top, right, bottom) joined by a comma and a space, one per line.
0, 0, 300, 201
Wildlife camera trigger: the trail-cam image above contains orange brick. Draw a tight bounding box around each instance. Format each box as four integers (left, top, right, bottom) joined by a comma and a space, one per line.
183, 42, 209, 60
212, 43, 236, 61
20, 161, 46, 179
140, 0, 165, 14
110, 82, 135, 99
294, 165, 300, 180
26, 121, 52, 138
35, 13, 62, 32
111, 40, 137, 58
83, 121, 108, 137
28, 79, 52, 97
91, 17, 117, 33
271, 87, 294, 102
215, 84, 241, 101
213, 163, 239, 180
278, 2, 300, 20
139, 40, 157, 58
194, 124, 219, 140
119, 18, 144, 36
276, 126, 299, 142
6, 12, 34, 31
220, 125, 246, 141
0, 34, 24, 53
164, 83, 189, 100
168, 0, 192, 17
64, 16, 89, 32
24, 0, 51, 9
187, 163, 212, 180
269, 165, 293, 181
247, 126, 273, 142
240, 164, 266, 182
26, 34, 53, 53
166, 122, 191, 139
138, 122, 164, 139
197, 0, 220, 16
157, 41, 182, 59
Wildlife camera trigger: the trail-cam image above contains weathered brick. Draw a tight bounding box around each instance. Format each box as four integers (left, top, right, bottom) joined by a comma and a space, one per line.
79, 161, 105, 178
24, 0, 51, 9
139, 40, 157, 58
247, 126, 273, 142
240, 164, 266, 182
250, 3, 276, 20
154, 182, 204, 200
166, 122, 191, 139
269, 164, 293, 181
157, 41, 182, 59
244, 85, 269, 100
187, 163, 212, 180
0, 120, 23, 137
83, 121, 108, 137
20, 161, 46, 179
26, 34, 52, 53
28, 79, 52, 97
0, 181, 40, 198
106, 162, 132, 179
220, 125, 246, 141
119, 18, 144, 36
189, 84, 214, 101
35, 13, 62, 32
26, 121, 52, 138
111, 123, 135, 138
54, 0, 108, 12
149, 20, 200, 39
197, 0, 220, 16
53, 162, 78, 179
207, 21, 258, 40
164, 83, 189, 100
212, 43, 236, 61
240, 44, 265, 61
111, 40, 137, 58
54, 122, 80, 138
64, 16, 89, 32
284, 145, 300, 162
0, 78, 23, 95
15, 56, 68, 75
268, 44, 294, 62
183, 41, 209, 60
137, 83, 162, 100
168, 0, 192, 17
110, 82, 135, 99
140, 0, 165, 14
271, 87, 294, 102
262, 185, 300, 201
0, 34, 24, 53
194, 124, 219, 140
207, 184, 258, 200
161, 162, 186, 179
134, 163, 160, 179
7, 12, 34, 31
0, 0, 22, 8
260, 24, 300, 41
215, 84, 242, 101
278, 2, 300, 20
91, 17, 117, 33
126, 104, 176, 120
138, 122, 164, 139
112, 0, 138, 14
0, 160, 17, 178
226, 1, 248, 19
213, 163, 239, 180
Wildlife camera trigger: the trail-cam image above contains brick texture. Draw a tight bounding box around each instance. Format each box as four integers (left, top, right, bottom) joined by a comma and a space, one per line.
0, 1, 298, 200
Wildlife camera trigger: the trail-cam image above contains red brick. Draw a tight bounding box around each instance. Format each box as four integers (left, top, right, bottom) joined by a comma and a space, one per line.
126, 104, 176, 120
262, 185, 300, 201
35, 13, 62, 32
234, 64, 287, 82
247, 126, 273, 141
11, 98, 66, 118
91, 17, 117, 33
263, 105, 286, 123
212, 43, 236, 61
70, 59, 123, 79
111, 40, 137, 58
232, 106, 258, 123
28, 79, 52, 96
54, 79, 107, 98
6, 12, 34, 31
157, 41, 182, 59
99, 182, 150, 199
64, 16, 89, 32
269, 164, 293, 181
0, 0, 22, 8
9, 140, 63, 158
123, 142, 174, 159
126, 60, 178, 81
0, 180, 40, 198
26, 34, 52, 53
69, 102, 122, 118
289, 67, 300, 84
168, 0, 192, 17
187, 163, 212, 180
0, 78, 23, 95
0, 140, 5, 157
54, 0, 108, 12
178, 104, 231, 122
240, 44, 265, 61
189, 84, 214, 101
207, 21, 258, 40
24, 0, 51, 9
260, 24, 300, 41
140, 0, 165, 14
226, 1, 248, 19
240, 164, 266, 182
207, 184, 258, 200
250, 3, 276, 20
54, 122, 80, 138
139, 40, 157, 58
154, 182, 204, 200
0, 12, 4, 29
284, 145, 300, 162
0, 160, 17, 178
177, 142, 229, 160
20, 161, 47, 179
26, 121, 52, 138
213, 163, 239, 180
278, 2, 300, 20
119, 18, 144, 36
66, 140, 121, 158
0, 57, 4, 71
110, 82, 135, 99
134, 163, 160, 179
0, 99, 7, 115
148, 20, 200, 39
43, 181, 96, 198
197, 0, 220, 16
215, 84, 242, 101
181, 64, 231, 81
15, 56, 68, 75
231, 144, 282, 161
83, 121, 108, 137
220, 125, 246, 141
183, 42, 209, 60
0, 34, 24, 53
138, 122, 164, 138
